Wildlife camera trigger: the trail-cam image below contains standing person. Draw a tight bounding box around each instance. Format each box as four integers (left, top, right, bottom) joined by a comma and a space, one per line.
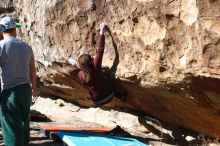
77, 23, 126, 106
0, 30, 3, 127
0, 17, 37, 146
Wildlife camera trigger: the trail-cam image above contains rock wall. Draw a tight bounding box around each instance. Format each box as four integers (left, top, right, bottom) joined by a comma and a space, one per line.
1, 0, 220, 138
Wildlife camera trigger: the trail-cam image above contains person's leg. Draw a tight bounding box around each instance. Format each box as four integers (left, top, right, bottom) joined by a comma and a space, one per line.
0, 107, 1, 126
22, 84, 32, 146
114, 89, 128, 101
1, 88, 24, 146
103, 69, 128, 101
108, 78, 128, 101
0, 84, 2, 128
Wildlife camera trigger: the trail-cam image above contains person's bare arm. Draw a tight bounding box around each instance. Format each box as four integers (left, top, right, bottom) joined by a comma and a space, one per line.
93, 23, 108, 68
29, 56, 37, 96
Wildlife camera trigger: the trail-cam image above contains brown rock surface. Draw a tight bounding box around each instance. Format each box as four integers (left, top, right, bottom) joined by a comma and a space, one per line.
1, 0, 220, 138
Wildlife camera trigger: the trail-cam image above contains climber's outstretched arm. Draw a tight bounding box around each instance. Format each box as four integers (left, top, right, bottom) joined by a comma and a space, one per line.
94, 23, 109, 69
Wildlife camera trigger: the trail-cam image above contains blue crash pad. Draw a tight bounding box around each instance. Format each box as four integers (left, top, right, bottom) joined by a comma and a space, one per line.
58, 131, 147, 146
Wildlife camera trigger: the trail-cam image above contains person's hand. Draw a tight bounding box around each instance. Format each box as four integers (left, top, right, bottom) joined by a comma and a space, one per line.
100, 22, 108, 35
32, 96, 38, 105
32, 88, 39, 97
31, 89, 39, 105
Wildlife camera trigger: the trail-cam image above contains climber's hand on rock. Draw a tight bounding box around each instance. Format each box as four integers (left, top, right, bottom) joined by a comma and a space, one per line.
100, 22, 108, 35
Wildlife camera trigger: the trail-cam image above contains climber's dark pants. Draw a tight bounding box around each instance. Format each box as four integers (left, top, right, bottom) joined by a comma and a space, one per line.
104, 71, 128, 101
1, 83, 32, 146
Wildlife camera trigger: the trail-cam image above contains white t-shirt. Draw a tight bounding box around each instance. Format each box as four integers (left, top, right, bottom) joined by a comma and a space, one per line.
0, 36, 34, 90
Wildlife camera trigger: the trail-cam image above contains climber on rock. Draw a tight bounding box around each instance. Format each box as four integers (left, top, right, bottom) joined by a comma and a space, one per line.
76, 22, 127, 106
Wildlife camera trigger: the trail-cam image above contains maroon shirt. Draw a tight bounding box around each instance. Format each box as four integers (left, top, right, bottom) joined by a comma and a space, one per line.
78, 34, 113, 99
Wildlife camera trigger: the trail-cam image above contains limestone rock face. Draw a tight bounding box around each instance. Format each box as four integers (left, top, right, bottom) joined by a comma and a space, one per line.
1, 0, 220, 138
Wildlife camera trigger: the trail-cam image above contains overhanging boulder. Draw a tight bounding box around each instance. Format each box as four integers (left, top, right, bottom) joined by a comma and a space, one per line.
1, 0, 220, 138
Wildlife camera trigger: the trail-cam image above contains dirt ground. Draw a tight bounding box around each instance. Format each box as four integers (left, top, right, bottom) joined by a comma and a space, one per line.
0, 121, 218, 146
0, 125, 61, 146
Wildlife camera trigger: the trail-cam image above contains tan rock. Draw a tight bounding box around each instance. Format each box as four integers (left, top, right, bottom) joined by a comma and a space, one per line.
1, 0, 220, 138
180, 0, 198, 26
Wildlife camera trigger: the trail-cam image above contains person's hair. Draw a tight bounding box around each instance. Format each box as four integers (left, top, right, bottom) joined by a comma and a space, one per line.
2, 28, 15, 33
78, 54, 93, 83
